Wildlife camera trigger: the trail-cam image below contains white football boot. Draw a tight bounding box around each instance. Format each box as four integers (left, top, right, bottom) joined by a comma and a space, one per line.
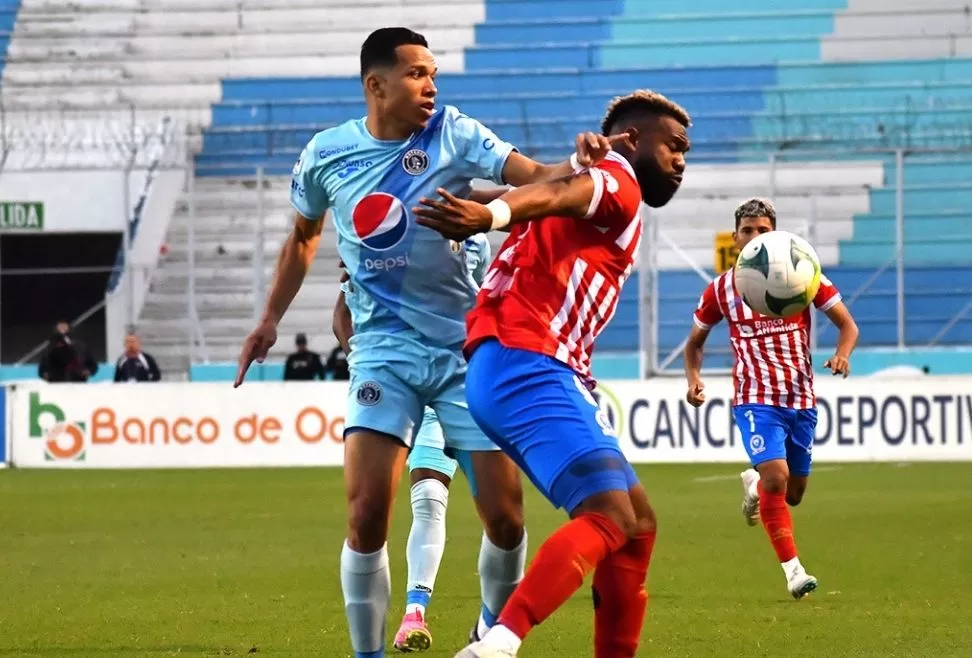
740, 468, 761, 526
784, 558, 818, 599
454, 625, 520, 658
454, 643, 517, 658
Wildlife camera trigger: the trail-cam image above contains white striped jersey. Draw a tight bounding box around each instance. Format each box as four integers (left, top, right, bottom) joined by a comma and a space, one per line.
694, 269, 842, 409
465, 151, 643, 385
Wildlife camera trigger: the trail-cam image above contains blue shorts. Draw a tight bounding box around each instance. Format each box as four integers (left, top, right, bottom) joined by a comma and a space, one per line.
345, 332, 498, 453
466, 339, 638, 513
733, 404, 817, 477
408, 407, 459, 480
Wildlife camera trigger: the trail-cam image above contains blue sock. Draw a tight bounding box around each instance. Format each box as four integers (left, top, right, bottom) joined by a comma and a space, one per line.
406, 588, 432, 613
480, 602, 498, 628
355, 651, 383, 658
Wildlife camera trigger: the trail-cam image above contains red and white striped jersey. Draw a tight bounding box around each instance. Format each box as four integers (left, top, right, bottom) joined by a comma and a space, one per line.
465, 151, 643, 385
693, 269, 842, 409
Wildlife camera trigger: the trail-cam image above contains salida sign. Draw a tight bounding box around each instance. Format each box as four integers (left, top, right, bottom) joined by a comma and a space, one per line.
12, 384, 347, 468
0, 202, 43, 231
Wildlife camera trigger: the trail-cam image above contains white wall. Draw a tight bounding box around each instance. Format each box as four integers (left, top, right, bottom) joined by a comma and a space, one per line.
0, 171, 130, 232
8, 377, 972, 468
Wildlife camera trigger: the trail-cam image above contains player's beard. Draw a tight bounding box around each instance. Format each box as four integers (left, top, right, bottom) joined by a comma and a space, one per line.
635, 157, 681, 208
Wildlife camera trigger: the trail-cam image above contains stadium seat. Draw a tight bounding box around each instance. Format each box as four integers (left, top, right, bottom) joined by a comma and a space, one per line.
7, 0, 972, 377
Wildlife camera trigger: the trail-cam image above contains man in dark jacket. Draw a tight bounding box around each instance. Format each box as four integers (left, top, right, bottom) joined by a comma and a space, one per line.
113, 333, 161, 382
38, 321, 99, 383
324, 345, 349, 381
283, 333, 327, 381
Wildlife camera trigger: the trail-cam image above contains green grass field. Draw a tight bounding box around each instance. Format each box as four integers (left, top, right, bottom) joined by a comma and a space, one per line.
2, 462, 970, 657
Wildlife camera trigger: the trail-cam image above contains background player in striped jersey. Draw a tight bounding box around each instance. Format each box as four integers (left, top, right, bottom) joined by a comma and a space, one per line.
416, 90, 689, 658
683, 198, 859, 599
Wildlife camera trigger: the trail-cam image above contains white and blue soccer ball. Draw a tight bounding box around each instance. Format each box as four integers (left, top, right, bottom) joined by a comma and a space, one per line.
734, 230, 822, 318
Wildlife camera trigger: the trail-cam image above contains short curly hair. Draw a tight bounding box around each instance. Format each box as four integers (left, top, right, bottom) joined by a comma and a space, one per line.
601, 89, 692, 136
734, 198, 777, 229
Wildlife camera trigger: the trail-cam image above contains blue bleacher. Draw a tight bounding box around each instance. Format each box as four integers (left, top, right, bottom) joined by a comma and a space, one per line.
196, 0, 972, 363
0, 1, 21, 71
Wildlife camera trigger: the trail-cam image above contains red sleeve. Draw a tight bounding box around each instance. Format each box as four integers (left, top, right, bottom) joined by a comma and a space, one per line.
583, 157, 642, 229
693, 281, 724, 330
813, 272, 842, 312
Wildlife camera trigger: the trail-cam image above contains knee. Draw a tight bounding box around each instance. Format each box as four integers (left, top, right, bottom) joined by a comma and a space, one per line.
481, 502, 525, 550
786, 485, 806, 507
758, 465, 789, 494
347, 493, 392, 553
585, 499, 639, 540
411, 478, 449, 523
633, 505, 657, 537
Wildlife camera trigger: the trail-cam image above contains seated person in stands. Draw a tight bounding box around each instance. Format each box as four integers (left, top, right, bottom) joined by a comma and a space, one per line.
283, 333, 327, 381
113, 332, 161, 382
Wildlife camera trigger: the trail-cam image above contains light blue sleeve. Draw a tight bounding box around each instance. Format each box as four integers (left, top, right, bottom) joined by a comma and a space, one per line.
449, 106, 517, 185
289, 140, 329, 220
470, 237, 491, 287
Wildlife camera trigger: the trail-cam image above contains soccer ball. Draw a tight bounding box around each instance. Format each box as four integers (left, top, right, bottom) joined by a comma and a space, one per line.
734, 231, 822, 318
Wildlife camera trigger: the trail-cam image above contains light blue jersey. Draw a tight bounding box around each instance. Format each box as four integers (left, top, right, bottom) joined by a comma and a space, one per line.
302, 107, 513, 451
291, 106, 514, 349
410, 235, 491, 478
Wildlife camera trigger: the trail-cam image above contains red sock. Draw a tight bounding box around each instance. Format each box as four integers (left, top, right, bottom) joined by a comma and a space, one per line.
758, 481, 797, 562
498, 513, 627, 640
592, 531, 656, 658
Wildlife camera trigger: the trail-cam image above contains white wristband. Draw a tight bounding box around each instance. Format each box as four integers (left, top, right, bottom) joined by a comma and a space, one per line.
486, 199, 512, 231
570, 152, 582, 171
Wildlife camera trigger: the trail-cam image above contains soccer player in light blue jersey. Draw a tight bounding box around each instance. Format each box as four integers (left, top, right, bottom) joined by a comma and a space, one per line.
234, 27, 615, 658
333, 235, 493, 652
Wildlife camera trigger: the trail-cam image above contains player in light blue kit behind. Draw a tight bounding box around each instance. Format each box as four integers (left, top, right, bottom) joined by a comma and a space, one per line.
333, 234, 492, 651
235, 27, 616, 658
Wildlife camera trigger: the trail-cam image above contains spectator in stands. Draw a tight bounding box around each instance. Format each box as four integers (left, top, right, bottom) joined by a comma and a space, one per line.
113, 332, 161, 382
283, 333, 327, 381
38, 321, 98, 383
325, 345, 350, 381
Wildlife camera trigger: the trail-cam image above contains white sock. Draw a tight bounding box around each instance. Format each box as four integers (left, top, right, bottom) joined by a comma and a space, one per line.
782, 556, 803, 576
404, 478, 450, 616
482, 624, 523, 653
340, 541, 390, 654
476, 530, 528, 638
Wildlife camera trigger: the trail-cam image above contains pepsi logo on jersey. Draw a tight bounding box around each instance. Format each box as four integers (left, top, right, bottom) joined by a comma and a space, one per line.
353, 192, 409, 252
364, 254, 410, 271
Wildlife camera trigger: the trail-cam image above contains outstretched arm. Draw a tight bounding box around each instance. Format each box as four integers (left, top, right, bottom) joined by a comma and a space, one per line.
263, 213, 323, 325
235, 212, 323, 387
501, 132, 628, 185
413, 171, 598, 240
684, 325, 711, 407
416, 133, 636, 240
822, 301, 859, 377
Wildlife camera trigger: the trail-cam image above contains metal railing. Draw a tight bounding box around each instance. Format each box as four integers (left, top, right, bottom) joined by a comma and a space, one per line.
5, 135, 972, 376
640, 146, 972, 376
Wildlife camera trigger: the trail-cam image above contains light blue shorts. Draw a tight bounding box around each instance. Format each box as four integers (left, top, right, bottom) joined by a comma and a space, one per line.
345, 332, 498, 453
408, 407, 459, 479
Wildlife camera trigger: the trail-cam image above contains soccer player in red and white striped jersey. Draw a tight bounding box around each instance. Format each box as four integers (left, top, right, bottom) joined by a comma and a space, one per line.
684, 198, 860, 599
416, 90, 689, 658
